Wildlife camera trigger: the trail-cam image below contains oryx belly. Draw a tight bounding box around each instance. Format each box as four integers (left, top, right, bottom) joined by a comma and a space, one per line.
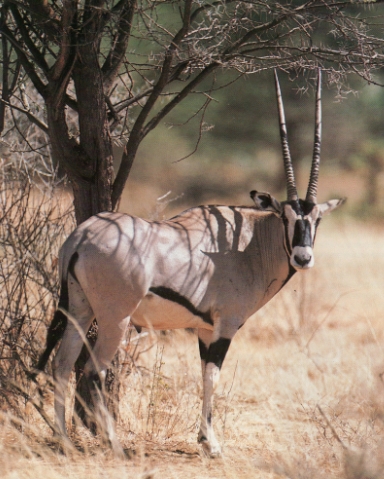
132, 292, 214, 331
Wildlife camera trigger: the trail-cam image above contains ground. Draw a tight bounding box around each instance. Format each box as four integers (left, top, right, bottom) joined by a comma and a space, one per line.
1, 219, 384, 479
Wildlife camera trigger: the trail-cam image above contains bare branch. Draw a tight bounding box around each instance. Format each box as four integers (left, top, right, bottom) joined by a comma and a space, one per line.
141, 63, 218, 138
102, 0, 137, 91
49, 0, 77, 82
113, 87, 153, 113
0, 99, 49, 133
9, 4, 50, 73
172, 96, 212, 163
0, 22, 47, 99
25, 0, 61, 39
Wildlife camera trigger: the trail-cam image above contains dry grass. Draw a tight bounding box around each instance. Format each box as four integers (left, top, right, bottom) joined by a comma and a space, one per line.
1, 210, 384, 478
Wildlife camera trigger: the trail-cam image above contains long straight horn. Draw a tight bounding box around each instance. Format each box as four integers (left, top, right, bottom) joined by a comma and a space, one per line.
306, 68, 322, 203
274, 69, 298, 202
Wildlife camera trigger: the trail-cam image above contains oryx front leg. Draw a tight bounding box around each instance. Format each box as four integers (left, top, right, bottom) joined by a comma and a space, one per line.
198, 328, 233, 458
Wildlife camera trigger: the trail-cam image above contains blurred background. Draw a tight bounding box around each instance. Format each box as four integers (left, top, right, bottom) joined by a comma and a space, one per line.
118, 70, 384, 221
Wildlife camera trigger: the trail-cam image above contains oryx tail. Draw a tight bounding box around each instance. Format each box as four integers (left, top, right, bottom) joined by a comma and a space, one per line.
35, 254, 72, 372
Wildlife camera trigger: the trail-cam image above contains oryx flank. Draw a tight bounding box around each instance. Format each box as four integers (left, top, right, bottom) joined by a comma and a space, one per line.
36, 69, 344, 457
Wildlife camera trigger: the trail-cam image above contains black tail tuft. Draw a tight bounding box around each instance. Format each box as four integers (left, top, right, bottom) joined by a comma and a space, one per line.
34, 276, 69, 375
35, 309, 68, 373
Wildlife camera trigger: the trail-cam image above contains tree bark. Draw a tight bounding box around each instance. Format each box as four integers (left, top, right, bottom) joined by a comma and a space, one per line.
44, 12, 117, 424
70, 20, 117, 424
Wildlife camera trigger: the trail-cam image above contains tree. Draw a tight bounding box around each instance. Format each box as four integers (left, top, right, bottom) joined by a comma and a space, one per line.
2, 0, 384, 222
1, 0, 384, 428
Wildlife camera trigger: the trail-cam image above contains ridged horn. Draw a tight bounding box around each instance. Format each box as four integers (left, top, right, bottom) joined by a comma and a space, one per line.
306, 68, 322, 204
274, 69, 298, 202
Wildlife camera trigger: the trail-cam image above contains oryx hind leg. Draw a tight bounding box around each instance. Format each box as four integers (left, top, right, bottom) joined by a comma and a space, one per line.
81, 312, 131, 456
52, 278, 95, 439
197, 327, 233, 458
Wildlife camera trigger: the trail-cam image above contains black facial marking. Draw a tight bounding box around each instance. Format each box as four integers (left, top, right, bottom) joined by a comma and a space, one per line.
313, 217, 321, 243
289, 199, 316, 216
149, 286, 213, 325
207, 337, 231, 369
292, 219, 312, 248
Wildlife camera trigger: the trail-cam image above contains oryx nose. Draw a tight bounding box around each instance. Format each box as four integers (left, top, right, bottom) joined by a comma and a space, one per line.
294, 254, 312, 267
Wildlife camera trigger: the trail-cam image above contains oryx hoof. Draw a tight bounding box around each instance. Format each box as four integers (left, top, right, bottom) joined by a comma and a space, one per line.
107, 437, 125, 459
198, 436, 222, 458
52, 432, 74, 455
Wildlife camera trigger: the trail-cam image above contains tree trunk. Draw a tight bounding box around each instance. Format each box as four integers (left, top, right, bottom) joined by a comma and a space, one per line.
45, 26, 119, 427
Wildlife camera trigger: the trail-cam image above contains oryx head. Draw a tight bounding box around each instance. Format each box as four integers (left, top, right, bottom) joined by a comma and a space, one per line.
251, 69, 344, 271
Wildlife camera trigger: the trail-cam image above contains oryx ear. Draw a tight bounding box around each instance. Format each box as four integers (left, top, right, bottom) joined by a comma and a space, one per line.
250, 191, 282, 215
318, 198, 346, 216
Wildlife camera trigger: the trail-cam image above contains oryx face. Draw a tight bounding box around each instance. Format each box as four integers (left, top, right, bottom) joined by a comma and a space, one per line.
282, 199, 342, 270
251, 192, 344, 271
283, 200, 317, 269
251, 68, 345, 270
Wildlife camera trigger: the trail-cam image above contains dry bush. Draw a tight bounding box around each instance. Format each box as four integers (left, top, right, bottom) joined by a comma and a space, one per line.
0, 163, 75, 428
1, 176, 384, 479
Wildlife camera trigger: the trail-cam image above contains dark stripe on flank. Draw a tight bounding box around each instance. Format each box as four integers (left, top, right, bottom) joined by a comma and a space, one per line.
68, 251, 79, 282
149, 286, 213, 325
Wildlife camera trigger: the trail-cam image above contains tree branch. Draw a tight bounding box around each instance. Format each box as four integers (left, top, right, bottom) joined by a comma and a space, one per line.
113, 87, 153, 113
141, 63, 218, 139
111, 0, 194, 208
21, 0, 61, 40
0, 23, 47, 99
102, 0, 137, 91
9, 4, 50, 73
1, 6, 10, 132
111, 63, 217, 210
50, 0, 77, 82
0, 99, 49, 134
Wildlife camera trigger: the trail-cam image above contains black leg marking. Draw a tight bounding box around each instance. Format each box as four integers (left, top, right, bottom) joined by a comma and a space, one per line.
207, 338, 231, 369
149, 286, 213, 325
207, 412, 212, 425
198, 338, 209, 362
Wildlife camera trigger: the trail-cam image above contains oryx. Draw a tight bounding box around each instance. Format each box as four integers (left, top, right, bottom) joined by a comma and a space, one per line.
36, 69, 344, 457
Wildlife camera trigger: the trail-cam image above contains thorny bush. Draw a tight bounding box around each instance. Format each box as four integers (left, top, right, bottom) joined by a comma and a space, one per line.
0, 163, 75, 425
